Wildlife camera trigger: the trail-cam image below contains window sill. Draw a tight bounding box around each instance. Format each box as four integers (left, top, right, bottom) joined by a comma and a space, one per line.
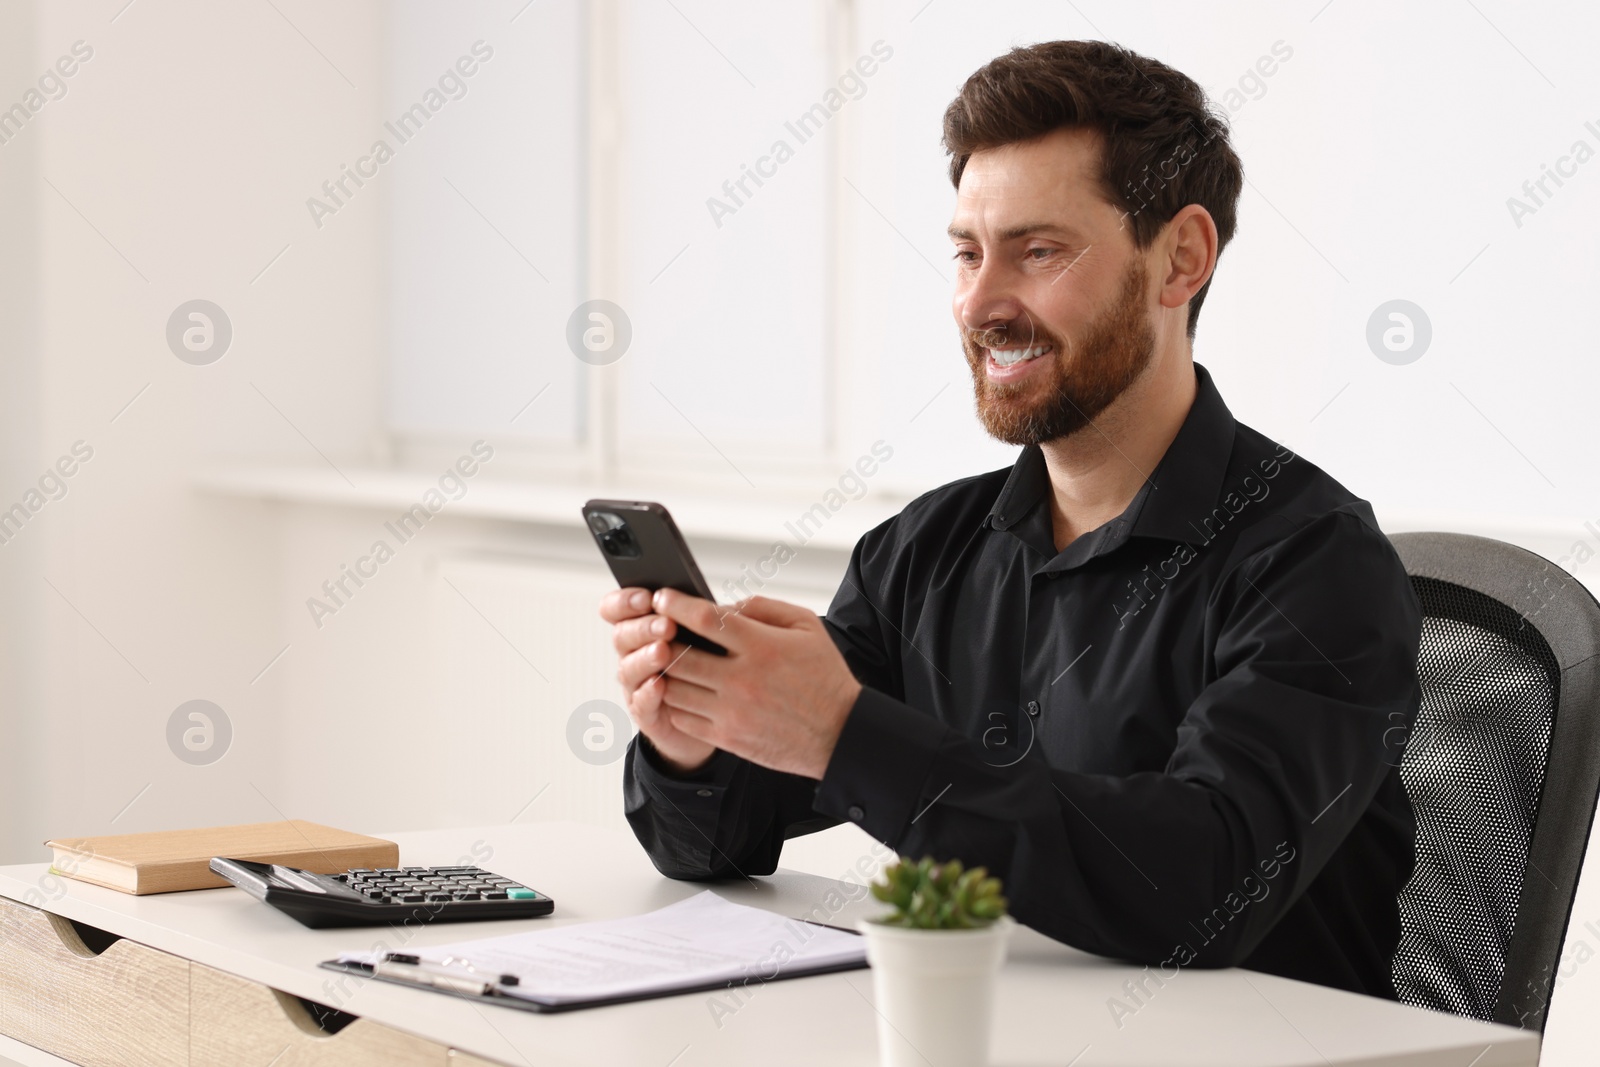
192, 465, 910, 554
193, 466, 1600, 593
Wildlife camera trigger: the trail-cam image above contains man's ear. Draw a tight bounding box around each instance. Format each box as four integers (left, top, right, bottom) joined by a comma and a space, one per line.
1157, 204, 1219, 314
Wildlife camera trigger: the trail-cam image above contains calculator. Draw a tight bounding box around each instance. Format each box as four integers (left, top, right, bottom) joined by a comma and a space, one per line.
210, 858, 555, 929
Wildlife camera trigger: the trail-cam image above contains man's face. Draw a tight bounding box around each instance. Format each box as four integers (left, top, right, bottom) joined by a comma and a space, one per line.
949, 127, 1156, 447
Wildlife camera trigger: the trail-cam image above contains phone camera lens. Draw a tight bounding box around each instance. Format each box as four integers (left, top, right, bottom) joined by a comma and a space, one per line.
587, 511, 621, 535
589, 512, 641, 559
602, 528, 640, 558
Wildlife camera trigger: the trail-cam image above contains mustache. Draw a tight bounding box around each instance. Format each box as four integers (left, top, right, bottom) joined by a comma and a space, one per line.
968, 324, 1012, 349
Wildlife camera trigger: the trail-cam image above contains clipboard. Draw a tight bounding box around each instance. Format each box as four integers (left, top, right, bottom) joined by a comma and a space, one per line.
318, 941, 867, 1014
316, 891, 869, 1013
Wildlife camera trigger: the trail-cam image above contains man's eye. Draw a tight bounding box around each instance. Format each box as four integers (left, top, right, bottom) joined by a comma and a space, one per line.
1028, 248, 1054, 260
953, 250, 978, 264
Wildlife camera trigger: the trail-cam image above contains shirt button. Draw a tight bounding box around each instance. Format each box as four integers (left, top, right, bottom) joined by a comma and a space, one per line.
695, 789, 714, 798
847, 805, 866, 822
1026, 701, 1041, 718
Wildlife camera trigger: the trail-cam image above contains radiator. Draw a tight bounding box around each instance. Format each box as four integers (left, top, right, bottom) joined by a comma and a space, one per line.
431, 554, 633, 833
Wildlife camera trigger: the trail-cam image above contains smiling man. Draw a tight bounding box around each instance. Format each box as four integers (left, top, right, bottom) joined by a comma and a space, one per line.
602, 41, 1421, 999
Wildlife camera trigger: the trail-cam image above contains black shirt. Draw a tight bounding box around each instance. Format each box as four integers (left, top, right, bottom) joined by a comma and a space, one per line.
623, 363, 1421, 999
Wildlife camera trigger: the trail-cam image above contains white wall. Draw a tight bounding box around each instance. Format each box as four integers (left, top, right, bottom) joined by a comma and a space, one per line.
0, 0, 389, 857
0, 0, 43, 868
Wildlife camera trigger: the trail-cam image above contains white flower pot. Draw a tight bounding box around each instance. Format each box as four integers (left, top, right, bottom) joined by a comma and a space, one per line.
857, 916, 1014, 1067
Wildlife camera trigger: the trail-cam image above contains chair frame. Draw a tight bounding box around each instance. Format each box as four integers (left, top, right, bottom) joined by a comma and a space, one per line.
1390, 531, 1600, 1032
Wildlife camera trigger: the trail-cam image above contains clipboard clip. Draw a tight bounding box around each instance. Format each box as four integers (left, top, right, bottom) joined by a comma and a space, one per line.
375, 952, 521, 997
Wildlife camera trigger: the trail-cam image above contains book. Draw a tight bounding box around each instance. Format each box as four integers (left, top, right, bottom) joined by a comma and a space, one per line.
46, 820, 399, 895
323, 890, 868, 1012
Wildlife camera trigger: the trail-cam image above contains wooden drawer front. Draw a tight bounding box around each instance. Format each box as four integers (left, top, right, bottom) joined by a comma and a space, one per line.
0, 896, 189, 1067
190, 963, 449, 1067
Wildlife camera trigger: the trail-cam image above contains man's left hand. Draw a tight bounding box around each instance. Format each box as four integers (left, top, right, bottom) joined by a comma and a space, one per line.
646, 589, 862, 780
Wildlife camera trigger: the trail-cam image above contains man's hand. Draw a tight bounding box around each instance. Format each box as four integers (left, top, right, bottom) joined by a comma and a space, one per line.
643, 589, 862, 780
600, 587, 716, 775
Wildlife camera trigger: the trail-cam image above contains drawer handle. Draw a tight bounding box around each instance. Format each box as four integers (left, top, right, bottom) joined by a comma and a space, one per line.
44, 912, 124, 958
269, 989, 362, 1037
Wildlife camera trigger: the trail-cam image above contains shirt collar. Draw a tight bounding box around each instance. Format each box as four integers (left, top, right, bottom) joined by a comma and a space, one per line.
986, 362, 1237, 549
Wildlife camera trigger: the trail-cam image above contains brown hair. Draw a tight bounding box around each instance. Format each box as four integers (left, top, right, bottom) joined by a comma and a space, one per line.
943, 41, 1242, 337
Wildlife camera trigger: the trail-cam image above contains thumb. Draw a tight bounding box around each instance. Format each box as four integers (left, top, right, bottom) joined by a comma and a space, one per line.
734, 595, 817, 628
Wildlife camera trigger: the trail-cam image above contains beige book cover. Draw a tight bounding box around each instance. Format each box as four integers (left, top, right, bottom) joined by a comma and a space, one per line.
46, 820, 399, 895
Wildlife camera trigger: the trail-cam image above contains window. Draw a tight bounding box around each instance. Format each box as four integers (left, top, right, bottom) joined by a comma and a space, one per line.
385, 0, 587, 456
386, 1, 1600, 519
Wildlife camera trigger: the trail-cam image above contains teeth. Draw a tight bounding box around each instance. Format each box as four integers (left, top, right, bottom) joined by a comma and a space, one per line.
990, 345, 1049, 366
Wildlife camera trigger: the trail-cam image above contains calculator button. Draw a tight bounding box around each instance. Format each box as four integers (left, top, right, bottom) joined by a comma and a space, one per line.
506, 888, 538, 900
484, 891, 508, 900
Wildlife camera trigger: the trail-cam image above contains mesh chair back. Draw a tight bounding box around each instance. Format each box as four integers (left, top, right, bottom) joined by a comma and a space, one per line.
1389, 532, 1600, 1032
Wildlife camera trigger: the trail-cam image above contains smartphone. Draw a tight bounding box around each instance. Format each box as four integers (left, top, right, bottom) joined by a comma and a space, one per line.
582, 499, 727, 655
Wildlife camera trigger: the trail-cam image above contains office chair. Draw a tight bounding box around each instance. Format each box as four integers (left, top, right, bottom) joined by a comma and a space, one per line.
1388, 532, 1600, 1033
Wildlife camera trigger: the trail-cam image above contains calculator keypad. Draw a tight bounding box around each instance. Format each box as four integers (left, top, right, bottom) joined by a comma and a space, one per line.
335, 866, 542, 907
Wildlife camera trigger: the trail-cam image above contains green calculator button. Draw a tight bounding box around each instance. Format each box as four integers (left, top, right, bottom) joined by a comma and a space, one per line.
506, 888, 538, 900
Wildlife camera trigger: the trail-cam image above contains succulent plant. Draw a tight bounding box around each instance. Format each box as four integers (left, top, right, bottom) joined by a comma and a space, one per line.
869, 855, 1009, 929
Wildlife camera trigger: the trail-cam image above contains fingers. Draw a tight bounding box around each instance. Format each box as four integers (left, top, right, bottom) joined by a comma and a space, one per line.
731, 594, 818, 628
650, 644, 724, 688
663, 702, 718, 746
627, 673, 665, 724
618, 640, 677, 692
612, 613, 675, 656
652, 589, 749, 650
658, 674, 719, 717
628, 678, 719, 770
599, 587, 653, 624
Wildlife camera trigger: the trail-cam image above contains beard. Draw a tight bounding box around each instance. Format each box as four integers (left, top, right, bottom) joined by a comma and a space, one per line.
964, 260, 1156, 447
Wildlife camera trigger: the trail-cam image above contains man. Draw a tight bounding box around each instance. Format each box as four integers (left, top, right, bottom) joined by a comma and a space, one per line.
601, 40, 1420, 999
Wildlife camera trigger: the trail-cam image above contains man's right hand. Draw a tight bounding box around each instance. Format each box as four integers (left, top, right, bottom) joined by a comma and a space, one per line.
600, 587, 717, 775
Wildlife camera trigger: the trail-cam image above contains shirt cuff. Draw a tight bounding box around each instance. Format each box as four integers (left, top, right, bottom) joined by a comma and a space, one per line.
814, 686, 947, 843
625, 739, 742, 872
632, 737, 741, 809
636, 735, 737, 784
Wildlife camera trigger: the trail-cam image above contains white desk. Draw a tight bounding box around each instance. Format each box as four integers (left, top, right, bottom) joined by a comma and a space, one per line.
0, 821, 1538, 1066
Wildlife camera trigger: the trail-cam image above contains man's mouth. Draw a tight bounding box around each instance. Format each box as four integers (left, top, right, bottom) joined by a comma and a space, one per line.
987, 344, 1051, 367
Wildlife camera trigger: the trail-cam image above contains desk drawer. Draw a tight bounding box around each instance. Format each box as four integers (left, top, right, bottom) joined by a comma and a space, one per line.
0, 895, 188, 1067
190, 963, 449, 1067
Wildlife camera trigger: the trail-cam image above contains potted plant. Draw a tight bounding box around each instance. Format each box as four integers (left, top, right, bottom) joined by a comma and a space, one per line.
859, 856, 1014, 1067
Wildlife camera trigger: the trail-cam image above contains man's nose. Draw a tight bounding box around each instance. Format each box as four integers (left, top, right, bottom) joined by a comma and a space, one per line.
956, 260, 1023, 333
